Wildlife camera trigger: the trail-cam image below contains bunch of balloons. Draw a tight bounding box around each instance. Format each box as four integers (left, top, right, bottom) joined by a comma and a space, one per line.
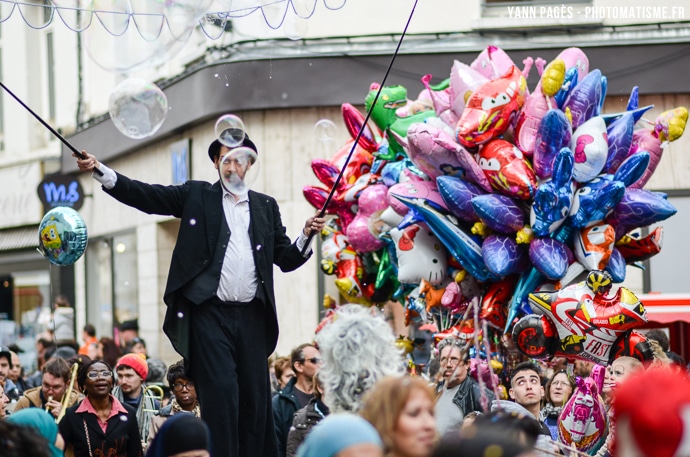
304, 45, 687, 368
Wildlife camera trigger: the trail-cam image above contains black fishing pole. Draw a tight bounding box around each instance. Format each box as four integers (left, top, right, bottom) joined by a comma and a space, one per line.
0, 81, 103, 176
301, 0, 419, 254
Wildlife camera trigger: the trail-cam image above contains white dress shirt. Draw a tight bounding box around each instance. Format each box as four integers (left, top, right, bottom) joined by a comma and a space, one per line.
92, 164, 312, 303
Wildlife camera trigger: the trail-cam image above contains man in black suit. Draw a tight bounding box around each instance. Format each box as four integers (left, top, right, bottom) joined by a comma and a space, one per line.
74, 132, 325, 457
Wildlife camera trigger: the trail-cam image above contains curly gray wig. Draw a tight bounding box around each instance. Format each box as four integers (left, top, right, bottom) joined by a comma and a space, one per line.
315, 304, 405, 413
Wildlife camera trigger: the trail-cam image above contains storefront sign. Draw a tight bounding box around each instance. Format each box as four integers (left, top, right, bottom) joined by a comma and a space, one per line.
37, 174, 84, 210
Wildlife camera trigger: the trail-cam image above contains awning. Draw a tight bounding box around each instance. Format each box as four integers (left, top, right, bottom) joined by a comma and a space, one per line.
639, 294, 690, 325
0, 226, 39, 252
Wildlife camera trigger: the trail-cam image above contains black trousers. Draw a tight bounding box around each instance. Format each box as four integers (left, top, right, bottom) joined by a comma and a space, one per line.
189, 296, 278, 457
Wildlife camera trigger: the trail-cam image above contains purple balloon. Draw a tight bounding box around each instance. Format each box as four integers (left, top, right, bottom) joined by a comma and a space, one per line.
607, 188, 677, 239
603, 111, 634, 173
436, 175, 484, 222
472, 194, 525, 234
533, 109, 572, 180
482, 234, 528, 277
563, 69, 602, 130
529, 238, 570, 280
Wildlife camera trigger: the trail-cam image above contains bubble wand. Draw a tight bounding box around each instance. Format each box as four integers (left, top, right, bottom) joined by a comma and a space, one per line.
300, 0, 419, 255
0, 81, 104, 176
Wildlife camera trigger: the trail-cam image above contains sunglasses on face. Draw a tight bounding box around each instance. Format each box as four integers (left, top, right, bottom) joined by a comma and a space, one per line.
304, 357, 323, 365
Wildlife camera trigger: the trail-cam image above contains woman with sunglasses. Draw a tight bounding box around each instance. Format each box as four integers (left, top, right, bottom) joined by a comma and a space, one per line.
59, 359, 142, 457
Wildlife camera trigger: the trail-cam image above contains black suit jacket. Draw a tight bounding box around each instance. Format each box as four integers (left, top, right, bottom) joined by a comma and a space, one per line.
104, 173, 311, 358
59, 400, 142, 457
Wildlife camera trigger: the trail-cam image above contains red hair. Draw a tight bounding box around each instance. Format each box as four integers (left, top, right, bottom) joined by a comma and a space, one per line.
613, 366, 690, 457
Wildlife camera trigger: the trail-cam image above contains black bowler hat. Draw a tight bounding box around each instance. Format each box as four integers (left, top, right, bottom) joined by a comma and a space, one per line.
207, 131, 258, 162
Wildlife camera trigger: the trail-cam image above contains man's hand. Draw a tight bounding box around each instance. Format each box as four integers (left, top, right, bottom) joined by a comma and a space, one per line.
45, 397, 62, 419
303, 215, 326, 237
73, 150, 100, 172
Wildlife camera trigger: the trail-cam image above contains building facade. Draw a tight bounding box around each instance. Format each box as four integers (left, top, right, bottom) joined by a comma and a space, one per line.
0, 0, 688, 363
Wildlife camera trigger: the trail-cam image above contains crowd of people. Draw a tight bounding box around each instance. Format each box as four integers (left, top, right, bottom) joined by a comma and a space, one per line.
1, 303, 689, 457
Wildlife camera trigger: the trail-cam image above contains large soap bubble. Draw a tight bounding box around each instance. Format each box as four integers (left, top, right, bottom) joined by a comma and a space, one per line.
215, 114, 246, 148
219, 146, 260, 195
109, 78, 169, 139
38, 207, 88, 266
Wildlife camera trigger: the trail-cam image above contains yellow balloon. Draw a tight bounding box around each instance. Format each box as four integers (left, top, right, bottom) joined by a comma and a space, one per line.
541, 59, 566, 97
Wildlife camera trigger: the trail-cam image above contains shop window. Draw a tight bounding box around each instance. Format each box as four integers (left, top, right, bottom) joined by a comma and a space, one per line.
85, 232, 138, 341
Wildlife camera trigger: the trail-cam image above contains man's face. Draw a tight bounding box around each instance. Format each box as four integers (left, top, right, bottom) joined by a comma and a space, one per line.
120, 330, 138, 346
42, 372, 67, 400
510, 369, 544, 408
0, 356, 9, 382
296, 346, 322, 381
216, 147, 253, 182
439, 346, 468, 388
117, 366, 143, 396
9, 352, 21, 381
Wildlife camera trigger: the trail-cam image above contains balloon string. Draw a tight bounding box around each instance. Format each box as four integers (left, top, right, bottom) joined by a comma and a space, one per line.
300, 0, 419, 255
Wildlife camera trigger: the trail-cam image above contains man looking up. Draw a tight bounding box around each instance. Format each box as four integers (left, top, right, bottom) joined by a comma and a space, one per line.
74, 127, 325, 457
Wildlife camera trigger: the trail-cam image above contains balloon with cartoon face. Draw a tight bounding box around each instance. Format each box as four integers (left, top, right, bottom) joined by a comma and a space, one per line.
570, 116, 609, 183
389, 224, 448, 285
573, 222, 615, 271
479, 139, 537, 200
38, 207, 88, 266
456, 66, 527, 148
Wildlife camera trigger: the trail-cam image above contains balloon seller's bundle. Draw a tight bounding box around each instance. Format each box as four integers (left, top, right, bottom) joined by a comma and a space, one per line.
306, 45, 687, 372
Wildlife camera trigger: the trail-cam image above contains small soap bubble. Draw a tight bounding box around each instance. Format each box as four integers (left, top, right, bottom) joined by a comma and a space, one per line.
190, 218, 197, 226
120, 415, 128, 422
177, 311, 184, 318
314, 119, 337, 143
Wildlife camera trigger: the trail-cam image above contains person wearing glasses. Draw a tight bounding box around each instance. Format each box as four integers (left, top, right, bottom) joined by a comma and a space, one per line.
273, 343, 323, 457
13, 356, 80, 421
145, 360, 200, 452
434, 337, 494, 437
59, 359, 142, 457
539, 369, 575, 440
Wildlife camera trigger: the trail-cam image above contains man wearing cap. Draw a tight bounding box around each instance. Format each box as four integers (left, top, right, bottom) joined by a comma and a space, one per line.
113, 353, 158, 446
74, 129, 325, 457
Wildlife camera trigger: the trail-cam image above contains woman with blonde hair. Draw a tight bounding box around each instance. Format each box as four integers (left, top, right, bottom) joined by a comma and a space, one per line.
360, 376, 437, 457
